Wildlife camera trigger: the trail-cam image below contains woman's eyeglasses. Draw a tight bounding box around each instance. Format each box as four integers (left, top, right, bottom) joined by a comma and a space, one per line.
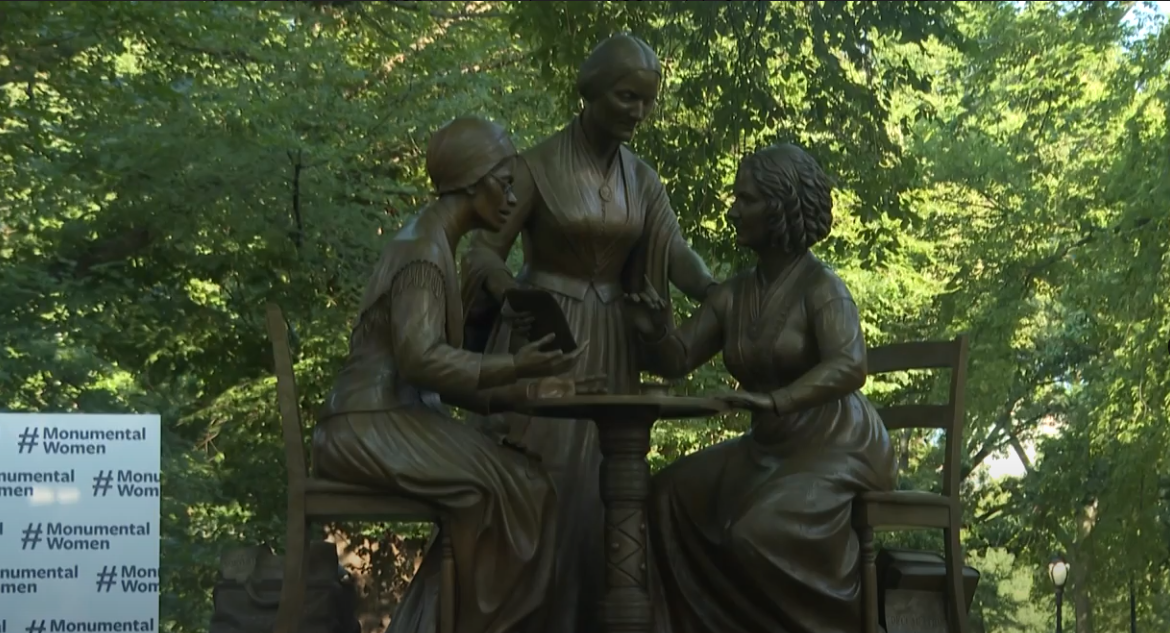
486, 173, 514, 197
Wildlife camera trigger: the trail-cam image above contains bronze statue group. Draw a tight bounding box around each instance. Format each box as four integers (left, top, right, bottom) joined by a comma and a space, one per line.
314, 34, 896, 633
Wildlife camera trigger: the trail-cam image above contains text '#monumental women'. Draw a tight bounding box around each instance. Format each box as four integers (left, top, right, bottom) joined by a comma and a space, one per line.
17, 522, 152, 551
1, 618, 156, 633
14, 426, 148, 456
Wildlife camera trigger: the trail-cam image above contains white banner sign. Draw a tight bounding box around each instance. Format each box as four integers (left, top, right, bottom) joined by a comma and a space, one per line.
0, 414, 160, 633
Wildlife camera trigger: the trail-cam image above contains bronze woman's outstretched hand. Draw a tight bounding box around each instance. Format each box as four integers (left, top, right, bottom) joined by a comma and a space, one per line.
514, 334, 589, 378
624, 275, 671, 338
570, 374, 609, 395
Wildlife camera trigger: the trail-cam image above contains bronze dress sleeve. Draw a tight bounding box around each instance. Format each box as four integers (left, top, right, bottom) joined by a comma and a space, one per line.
388, 260, 526, 414
648, 262, 896, 633
768, 296, 868, 415
638, 286, 727, 379
667, 230, 718, 301
314, 254, 560, 633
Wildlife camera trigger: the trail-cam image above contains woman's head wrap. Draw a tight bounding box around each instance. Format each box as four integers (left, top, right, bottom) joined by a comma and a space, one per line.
576, 34, 662, 102
426, 117, 517, 195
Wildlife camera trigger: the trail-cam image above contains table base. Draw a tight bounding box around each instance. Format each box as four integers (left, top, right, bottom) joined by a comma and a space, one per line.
597, 416, 654, 633
519, 395, 727, 633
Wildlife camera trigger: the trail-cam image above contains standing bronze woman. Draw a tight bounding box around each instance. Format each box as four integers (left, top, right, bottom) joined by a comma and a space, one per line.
627, 144, 897, 633
459, 34, 717, 633
313, 117, 595, 633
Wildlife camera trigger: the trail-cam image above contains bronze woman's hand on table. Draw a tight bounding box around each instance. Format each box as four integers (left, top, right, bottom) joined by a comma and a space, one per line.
530, 373, 609, 399
716, 390, 783, 442
568, 374, 609, 396
498, 373, 608, 461
715, 390, 773, 412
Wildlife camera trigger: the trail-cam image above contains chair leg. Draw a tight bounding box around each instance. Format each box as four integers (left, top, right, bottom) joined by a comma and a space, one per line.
276, 504, 309, 633
861, 526, 879, 633
944, 524, 968, 633
439, 524, 456, 633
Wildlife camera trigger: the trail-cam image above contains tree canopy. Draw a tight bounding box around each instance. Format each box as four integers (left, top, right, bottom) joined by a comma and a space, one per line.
1, 1, 1167, 631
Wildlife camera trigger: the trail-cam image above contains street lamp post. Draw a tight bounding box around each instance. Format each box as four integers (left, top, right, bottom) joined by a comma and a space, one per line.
1048, 555, 1070, 633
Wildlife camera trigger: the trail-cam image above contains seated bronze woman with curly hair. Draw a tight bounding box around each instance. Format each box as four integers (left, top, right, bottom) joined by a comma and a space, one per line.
625, 143, 897, 633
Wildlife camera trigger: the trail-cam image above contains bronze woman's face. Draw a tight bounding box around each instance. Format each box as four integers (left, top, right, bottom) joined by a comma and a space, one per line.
587, 70, 660, 142
726, 162, 770, 250
472, 157, 516, 232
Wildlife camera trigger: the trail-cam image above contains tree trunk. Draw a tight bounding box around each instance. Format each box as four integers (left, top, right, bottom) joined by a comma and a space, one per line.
1073, 499, 1098, 633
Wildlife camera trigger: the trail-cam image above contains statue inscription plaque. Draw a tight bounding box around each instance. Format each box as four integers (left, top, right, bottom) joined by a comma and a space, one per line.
885, 589, 947, 633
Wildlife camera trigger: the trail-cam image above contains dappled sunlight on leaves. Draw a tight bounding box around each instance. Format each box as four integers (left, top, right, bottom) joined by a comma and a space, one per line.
2, 0, 1168, 630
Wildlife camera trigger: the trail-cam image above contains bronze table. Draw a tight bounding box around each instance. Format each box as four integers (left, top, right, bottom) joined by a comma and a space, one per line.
522, 394, 727, 633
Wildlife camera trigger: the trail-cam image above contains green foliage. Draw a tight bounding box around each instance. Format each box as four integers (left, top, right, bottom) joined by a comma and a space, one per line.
2, 1, 1168, 630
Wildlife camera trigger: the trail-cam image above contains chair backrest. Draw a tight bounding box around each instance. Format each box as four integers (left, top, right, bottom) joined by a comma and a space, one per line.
866, 335, 969, 498
265, 303, 309, 492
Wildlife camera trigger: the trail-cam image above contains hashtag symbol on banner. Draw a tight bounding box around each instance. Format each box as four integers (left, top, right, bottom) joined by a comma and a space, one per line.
91, 470, 114, 496
25, 620, 46, 633
16, 427, 39, 453
20, 523, 42, 550
95, 565, 117, 592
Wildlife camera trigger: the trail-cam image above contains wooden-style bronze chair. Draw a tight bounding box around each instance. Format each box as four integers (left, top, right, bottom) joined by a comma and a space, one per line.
854, 335, 970, 633
265, 303, 456, 633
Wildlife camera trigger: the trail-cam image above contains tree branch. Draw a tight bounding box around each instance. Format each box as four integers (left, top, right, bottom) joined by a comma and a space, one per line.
975, 501, 1010, 524
308, 0, 504, 19
288, 150, 305, 249
968, 395, 1024, 473
1007, 432, 1033, 474
169, 42, 264, 65
386, 1, 502, 19
48, 225, 154, 281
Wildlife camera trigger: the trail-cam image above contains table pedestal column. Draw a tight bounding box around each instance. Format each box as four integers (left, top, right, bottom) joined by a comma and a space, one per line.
595, 414, 654, 633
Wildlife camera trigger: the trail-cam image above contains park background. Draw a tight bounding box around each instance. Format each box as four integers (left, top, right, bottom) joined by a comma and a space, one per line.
1, 1, 1168, 631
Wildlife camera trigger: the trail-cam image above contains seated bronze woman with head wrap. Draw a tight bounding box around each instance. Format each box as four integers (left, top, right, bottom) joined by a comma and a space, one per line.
626, 144, 898, 633
312, 117, 599, 633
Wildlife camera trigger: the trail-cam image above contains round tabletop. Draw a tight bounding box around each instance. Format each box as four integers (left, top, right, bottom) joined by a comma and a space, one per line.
520, 394, 728, 421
